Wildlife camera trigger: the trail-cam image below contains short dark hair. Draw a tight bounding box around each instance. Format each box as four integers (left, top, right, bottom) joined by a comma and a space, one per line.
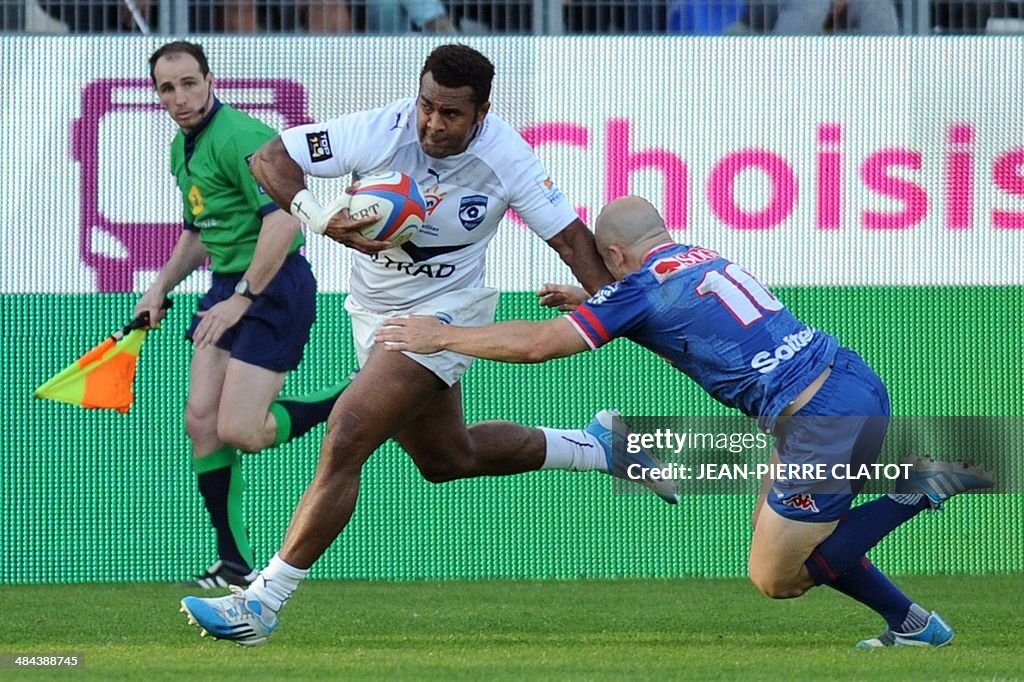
149, 41, 210, 84
420, 44, 494, 110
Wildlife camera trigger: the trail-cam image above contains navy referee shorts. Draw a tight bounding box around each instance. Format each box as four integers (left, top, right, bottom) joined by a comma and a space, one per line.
187, 252, 316, 373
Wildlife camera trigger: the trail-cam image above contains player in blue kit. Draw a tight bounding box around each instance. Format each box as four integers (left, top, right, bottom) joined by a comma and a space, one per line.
378, 195, 995, 647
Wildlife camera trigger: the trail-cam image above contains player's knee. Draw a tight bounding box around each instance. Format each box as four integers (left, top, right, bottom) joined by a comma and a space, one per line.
404, 441, 472, 483
216, 420, 266, 453
415, 460, 463, 484
748, 569, 809, 599
323, 412, 363, 453
319, 410, 377, 474
185, 403, 216, 444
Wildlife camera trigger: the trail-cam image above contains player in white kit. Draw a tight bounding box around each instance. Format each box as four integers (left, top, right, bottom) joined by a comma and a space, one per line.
180, 44, 677, 645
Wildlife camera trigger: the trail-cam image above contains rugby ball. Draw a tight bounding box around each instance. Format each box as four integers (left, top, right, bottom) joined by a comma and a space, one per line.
323, 171, 426, 246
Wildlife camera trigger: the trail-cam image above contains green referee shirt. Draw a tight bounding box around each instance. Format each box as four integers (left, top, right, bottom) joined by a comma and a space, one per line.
170, 99, 303, 274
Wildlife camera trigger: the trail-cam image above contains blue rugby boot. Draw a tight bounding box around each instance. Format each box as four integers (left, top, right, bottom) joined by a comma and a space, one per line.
896, 454, 995, 509
585, 409, 680, 504
856, 611, 954, 648
180, 586, 278, 647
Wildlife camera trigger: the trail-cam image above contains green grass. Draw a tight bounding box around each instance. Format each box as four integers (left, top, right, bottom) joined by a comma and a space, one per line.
5, 576, 1023, 680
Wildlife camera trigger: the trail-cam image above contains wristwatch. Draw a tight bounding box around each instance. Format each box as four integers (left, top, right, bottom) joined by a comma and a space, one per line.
234, 278, 258, 301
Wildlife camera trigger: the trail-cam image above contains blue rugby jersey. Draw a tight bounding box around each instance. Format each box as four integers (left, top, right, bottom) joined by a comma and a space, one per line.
567, 243, 838, 429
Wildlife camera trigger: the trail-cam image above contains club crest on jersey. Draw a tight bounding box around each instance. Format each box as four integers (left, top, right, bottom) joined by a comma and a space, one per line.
649, 247, 720, 283
188, 185, 205, 216
459, 195, 488, 230
305, 131, 333, 161
781, 493, 819, 514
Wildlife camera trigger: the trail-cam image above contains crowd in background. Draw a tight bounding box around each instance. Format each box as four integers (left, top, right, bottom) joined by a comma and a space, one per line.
3, 0, 1023, 36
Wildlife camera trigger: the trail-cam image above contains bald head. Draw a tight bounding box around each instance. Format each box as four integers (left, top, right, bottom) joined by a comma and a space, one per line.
595, 196, 670, 250
594, 196, 673, 278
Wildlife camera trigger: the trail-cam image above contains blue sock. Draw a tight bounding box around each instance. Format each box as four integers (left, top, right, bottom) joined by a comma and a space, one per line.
820, 558, 916, 631
806, 493, 928, 578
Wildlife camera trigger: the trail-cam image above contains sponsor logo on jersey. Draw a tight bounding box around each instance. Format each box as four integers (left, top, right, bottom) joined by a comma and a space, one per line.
587, 282, 620, 306
537, 175, 565, 206
424, 184, 446, 216
781, 493, 819, 513
434, 312, 453, 324
459, 195, 488, 230
750, 327, 816, 374
369, 252, 456, 278
305, 131, 333, 161
650, 247, 720, 282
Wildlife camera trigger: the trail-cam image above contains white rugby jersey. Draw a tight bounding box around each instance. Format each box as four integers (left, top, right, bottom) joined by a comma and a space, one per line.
281, 97, 579, 311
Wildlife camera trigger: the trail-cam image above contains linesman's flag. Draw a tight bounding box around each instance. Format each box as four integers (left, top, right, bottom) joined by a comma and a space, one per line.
34, 299, 172, 413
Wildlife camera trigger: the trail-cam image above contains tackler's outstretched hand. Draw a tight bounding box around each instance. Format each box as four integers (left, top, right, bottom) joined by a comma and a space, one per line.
537, 283, 589, 312
375, 316, 448, 354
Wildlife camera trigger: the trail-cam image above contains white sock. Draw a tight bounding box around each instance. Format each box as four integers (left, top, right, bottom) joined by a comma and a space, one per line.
898, 603, 931, 633
248, 553, 309, 613
539, 428, 608, 472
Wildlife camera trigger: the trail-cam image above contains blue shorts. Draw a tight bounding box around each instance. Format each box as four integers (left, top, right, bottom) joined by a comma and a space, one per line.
767, 348, 891, 522
187, 252, 316, 373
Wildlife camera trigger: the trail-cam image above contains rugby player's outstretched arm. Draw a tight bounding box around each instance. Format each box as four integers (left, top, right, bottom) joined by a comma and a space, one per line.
546, 219, 614, 295
376, 316, 589, 364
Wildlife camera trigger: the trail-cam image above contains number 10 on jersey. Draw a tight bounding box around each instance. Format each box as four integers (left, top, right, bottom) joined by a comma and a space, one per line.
696, 263, 783, 326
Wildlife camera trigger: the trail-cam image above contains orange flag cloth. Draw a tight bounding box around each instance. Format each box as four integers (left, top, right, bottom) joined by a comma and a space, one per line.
33, 299, 170, 414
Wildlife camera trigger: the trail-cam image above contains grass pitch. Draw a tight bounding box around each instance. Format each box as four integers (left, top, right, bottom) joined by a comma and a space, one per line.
5, 575, 1022, 680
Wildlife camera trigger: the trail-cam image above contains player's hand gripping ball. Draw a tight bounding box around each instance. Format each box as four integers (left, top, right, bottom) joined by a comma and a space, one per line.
324, 171, 426, 246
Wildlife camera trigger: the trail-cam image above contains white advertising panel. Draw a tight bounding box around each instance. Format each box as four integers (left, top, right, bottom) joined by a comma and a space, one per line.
1, 36, 1021, 293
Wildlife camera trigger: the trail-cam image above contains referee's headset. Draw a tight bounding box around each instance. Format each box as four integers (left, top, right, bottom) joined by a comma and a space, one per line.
196, 77, 213, 117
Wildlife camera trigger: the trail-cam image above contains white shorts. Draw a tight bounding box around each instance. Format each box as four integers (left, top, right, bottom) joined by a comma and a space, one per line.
345, 287, 500, 387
